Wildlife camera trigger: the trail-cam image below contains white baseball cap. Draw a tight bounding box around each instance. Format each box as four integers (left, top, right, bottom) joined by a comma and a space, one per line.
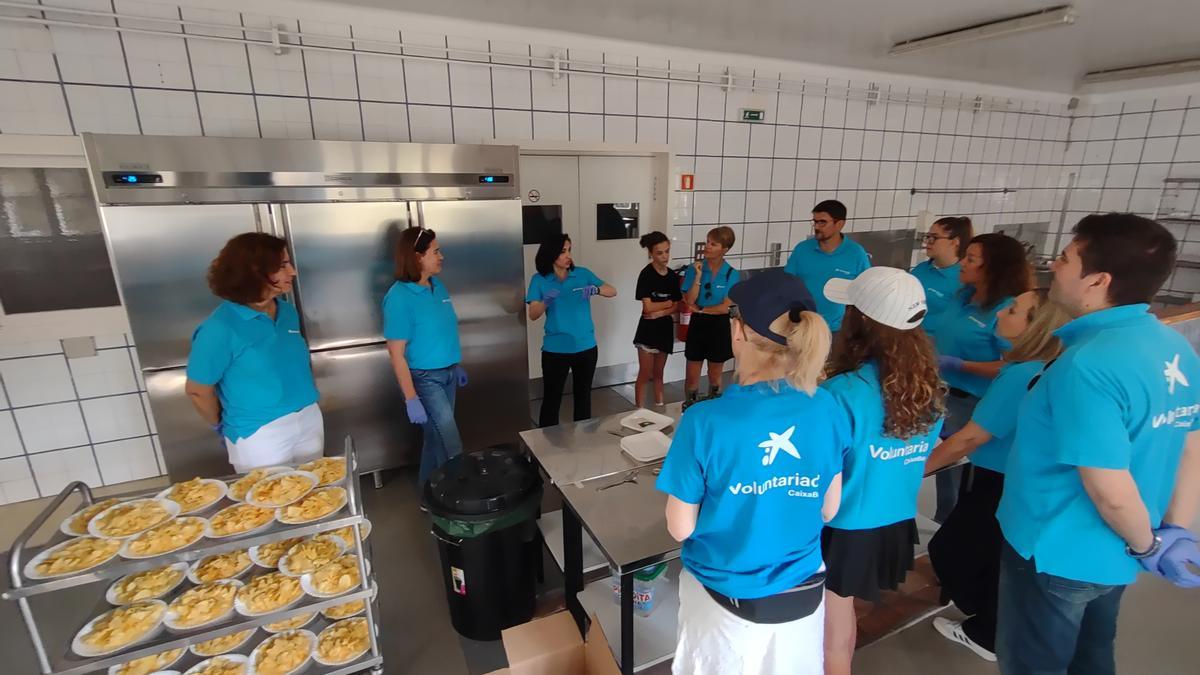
823, 267, 928, 330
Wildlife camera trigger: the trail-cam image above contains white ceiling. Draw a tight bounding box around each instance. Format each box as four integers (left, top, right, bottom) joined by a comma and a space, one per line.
341, 0, 1200, 93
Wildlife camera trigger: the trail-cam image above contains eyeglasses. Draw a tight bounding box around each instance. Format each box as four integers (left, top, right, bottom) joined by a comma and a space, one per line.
729, 304, 741, 320
922, 233, 954, 243
703, 282, 712, 299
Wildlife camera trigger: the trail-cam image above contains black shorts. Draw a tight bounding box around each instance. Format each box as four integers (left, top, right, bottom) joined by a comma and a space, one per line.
821, 519, 918, 602
684, 312, 732, 363
633, 316, 675, 354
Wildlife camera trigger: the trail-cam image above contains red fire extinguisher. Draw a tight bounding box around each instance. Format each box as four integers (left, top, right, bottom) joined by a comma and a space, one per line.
676, 265, 691, 342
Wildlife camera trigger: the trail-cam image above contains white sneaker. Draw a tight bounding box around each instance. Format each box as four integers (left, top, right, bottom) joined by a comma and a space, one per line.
933, 616, 997, 662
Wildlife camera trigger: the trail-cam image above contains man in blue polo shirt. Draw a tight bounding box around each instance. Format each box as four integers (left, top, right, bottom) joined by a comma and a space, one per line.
783, 199, 871, 331
995, 213, 1200, 674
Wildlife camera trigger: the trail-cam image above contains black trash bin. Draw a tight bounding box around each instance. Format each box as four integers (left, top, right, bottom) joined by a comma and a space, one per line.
425, 446, 544, 641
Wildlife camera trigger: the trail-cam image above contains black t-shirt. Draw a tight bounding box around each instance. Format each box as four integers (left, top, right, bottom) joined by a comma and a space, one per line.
636, 264, 682, 305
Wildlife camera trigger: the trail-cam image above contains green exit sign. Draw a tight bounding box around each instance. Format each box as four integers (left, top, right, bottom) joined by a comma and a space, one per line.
741, 109, 766, 122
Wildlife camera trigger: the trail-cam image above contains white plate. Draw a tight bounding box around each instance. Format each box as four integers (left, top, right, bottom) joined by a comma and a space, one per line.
262, 610, 318, 634
155, 479, 228, 515
71, 600, 167, 657
89, 499, 181, 540
187, 549, 255, 584
227, 466, 290, 503
248, 536, 308, 570
324, 520, 371, 550
106, 562, 190, 605
274, 487, 347, 526
183, 654, 250, 675
164, 579, 243, 631
189, 628, 257, 657
619, 408, 674, 433
234, 574, 306, 617
312, 617, 371, 667
300, 556, 368, 599
248, 629, 315, 675
619, 430, 672, 462
319, 581, 377, 620
24, 536, 123, 580
60, 498, 122, 538
205, 504, 277, 540
243, 470, 319, 509
120, 517, 208, 560
296, 457, 348, 487
278, 535, 347, 578
106, 645, 186, 675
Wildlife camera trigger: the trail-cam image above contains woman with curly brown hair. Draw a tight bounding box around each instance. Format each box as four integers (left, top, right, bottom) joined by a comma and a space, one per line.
816, 267, 946, 675
185, 232, 322, 472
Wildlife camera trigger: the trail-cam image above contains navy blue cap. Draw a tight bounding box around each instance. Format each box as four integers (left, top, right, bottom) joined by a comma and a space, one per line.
728, 268, 818, 345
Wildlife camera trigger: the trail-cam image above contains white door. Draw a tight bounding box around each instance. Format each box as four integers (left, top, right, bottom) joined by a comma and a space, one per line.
519, 156, 581, 378
577, 156, 657, 371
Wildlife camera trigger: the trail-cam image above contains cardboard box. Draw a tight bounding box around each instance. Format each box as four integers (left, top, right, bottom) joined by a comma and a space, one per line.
486, 611, 621, 675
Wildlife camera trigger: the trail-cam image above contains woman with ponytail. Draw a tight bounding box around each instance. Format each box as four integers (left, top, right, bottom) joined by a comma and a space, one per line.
632, 231, 681, 407
817, 267, 946, 675
657, 268, 849, 674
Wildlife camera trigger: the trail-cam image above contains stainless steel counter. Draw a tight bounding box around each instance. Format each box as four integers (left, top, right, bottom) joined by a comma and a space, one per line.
519, 403, 682, 487
559, 470, 680, 575
521, 405, 685, 674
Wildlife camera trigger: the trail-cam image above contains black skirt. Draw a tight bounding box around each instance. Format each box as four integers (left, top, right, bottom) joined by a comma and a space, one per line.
633, 315, 675, 353
822, 519, 918, 602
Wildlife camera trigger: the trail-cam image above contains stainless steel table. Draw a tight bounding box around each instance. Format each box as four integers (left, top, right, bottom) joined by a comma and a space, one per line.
519, 403, 682, 487
520, 407, 683, 674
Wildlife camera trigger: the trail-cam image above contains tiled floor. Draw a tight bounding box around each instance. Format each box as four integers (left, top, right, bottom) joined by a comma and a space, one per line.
2, 379, 1198, 674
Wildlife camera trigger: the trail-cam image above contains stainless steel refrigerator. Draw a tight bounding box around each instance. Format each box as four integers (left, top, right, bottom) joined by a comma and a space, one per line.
82, 134, 528, 480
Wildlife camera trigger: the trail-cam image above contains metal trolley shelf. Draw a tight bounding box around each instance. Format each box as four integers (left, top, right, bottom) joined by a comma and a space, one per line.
3, 436, 383, 675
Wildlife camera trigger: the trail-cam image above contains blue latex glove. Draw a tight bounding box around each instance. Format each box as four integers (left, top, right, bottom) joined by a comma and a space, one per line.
542, 288, 561, 306
581, 284, 600, 299
454, 365, 468, 388
405, 398, 428, 425
938, 354, 965, 372
1140, 524, 1197, 575
1158, 539, 1200, 588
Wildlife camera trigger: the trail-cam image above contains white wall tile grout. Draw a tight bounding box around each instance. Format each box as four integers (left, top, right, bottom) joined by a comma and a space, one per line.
4, 0, 1196, 501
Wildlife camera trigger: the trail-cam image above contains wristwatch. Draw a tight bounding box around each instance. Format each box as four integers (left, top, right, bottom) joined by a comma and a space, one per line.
1126, 535, 1162, 559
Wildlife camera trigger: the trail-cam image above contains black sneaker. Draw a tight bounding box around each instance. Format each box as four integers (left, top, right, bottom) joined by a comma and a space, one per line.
682, 390, 699, 411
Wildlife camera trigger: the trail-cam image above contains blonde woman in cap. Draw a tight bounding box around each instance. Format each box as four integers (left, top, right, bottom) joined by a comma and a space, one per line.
657, 268, 849, 674
818, 267, 946, 675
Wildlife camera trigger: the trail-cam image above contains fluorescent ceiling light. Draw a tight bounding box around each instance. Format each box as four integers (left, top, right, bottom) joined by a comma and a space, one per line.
889, 5, 1077, 56
1082, 58, 1200, 84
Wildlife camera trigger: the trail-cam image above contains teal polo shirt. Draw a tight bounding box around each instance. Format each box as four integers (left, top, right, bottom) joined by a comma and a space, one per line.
526, 266, 604, 354
187, 299, 319, 442
382, 278, 461, 370
656, 380, 850, 599
910, 260, 963, 338
783, 237, 871, 331
934, 291, 1014, 396
969, 360, 1042, 473
997, 304, 1200, 585
821, 361, 944, 530
681, 260, 738, 309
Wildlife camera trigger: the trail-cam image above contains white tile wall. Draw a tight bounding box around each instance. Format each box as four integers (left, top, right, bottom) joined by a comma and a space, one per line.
0, 336, 159, 504
0, 0, 1095, 502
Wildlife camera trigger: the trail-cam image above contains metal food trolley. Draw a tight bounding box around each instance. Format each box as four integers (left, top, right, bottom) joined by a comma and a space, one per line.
2, 436, 382, 675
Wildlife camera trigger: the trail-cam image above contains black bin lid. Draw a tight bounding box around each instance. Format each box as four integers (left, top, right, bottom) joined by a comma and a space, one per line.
426, 447, 539, 518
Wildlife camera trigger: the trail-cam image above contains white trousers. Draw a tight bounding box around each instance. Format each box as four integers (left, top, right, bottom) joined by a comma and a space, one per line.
225, 403, 325, 473
672, 570, 825, 675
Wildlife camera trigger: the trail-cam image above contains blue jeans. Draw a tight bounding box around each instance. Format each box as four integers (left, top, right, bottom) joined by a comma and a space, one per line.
996, 541, 1126, 675
412, 366, 463, 487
